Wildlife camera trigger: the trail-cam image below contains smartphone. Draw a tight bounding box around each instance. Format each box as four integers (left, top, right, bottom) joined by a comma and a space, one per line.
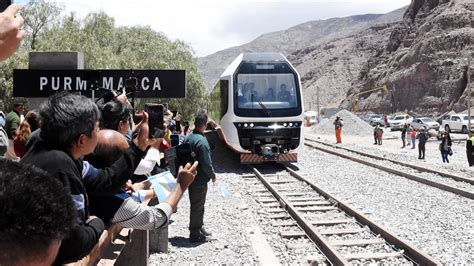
124, 77, 138, 96
132, 112, 143, 125
162, 103, 169, 113
171, 110, 178, 118
175, 120, 181, 133
0, 0, 12, 12
170, 134, 180, 147
145, 104, 164, 138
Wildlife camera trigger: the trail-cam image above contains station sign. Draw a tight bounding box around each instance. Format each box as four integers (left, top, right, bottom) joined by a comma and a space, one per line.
13, 69, 186, 98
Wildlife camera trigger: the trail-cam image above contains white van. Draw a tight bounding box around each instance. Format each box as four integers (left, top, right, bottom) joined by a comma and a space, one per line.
304, 111, 318, 126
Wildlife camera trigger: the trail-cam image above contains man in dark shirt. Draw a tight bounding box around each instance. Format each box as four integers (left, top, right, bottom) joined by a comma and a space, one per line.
4, 103, 23, 159
185, 113, 216, 242
5, 103, 23, 139
0, 160, 75, 266
21, 92, 153, 264
416, 128, 429, 159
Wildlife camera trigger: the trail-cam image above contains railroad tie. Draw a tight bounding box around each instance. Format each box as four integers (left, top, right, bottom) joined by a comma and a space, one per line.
291, 201, 331, 207
268, 180, 295, 184
257, 198, 277, 203
296, 206, 336, 212
286, 242, 314, 250
271, 221, 297, 227
319, 228, 365, 235
262, 202, 281, 208
330, 238, 385, 247
287, 197, 324, 202
267, 214, 289, 219
281, 192, 307, 197
280, 230, 305, 238
266, 208, 286, 213
309, 219, 353, 226
344, 252, 403, 260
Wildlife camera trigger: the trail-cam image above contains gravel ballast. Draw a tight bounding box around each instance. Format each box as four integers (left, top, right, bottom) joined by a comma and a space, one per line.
296, 145, 474, 264
148, 132, 472, 264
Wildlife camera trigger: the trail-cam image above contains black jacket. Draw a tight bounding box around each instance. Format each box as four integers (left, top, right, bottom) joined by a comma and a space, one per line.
21, 140, 145, 263
416, 132, 429, 144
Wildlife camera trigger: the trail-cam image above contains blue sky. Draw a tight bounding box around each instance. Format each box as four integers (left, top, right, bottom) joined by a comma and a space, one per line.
47, 0, 410, 56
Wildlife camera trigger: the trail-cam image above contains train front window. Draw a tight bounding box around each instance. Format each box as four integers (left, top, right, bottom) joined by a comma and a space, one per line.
236, 73, 298, 110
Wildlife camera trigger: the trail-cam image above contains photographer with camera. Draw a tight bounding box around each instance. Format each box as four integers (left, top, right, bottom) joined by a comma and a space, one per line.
184, 113, 216, 243
21, 92, 156, 264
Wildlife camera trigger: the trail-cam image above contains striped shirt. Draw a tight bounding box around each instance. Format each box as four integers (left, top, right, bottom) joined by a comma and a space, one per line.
111, 199, 172, 230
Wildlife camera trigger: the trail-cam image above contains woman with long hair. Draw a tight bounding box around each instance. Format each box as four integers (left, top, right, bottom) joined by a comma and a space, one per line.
13, 120, 31, 158
440, 131, 453, 163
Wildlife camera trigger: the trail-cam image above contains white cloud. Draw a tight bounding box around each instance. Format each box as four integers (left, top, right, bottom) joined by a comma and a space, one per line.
53, 0, 410, 56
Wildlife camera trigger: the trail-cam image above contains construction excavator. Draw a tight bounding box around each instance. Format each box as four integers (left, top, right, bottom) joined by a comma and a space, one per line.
353, 84, 388, 113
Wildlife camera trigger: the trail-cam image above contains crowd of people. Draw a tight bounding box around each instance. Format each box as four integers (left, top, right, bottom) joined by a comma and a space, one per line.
332, 115, 473, 165
0, 5, 217, 264
1, 91, 218, 264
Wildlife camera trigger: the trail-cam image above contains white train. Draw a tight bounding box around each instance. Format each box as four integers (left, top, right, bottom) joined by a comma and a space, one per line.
209, 53, 304, 163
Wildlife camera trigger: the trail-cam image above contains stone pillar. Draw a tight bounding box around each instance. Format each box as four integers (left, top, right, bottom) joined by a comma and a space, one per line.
26, 52, 84, 110
148, 198, 169, 253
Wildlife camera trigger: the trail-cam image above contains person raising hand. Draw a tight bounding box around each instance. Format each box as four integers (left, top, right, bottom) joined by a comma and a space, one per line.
0, 4, 24, 61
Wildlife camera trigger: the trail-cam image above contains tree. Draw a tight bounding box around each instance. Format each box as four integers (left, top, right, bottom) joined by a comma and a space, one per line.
22, 0, 61, 50
0, 2, 206, 120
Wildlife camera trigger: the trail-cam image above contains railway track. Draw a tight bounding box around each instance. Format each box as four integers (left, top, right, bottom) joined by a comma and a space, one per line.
247, 165, 440, 265
304, 138, 474, 200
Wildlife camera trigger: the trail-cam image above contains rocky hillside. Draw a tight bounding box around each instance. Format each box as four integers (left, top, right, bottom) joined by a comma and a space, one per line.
289, 22, 399, 110
340, 0, 474, 115
198, 7, 407, 91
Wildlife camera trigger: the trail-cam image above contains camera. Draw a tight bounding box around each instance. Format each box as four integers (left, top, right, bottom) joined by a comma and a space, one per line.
165, 143, 196, 177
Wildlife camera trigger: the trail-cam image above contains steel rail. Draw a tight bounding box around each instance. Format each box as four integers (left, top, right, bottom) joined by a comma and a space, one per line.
305, 142, 474, 200
305, 137, 474, 185
251, 167, 349, 265
283, 166, 441, 266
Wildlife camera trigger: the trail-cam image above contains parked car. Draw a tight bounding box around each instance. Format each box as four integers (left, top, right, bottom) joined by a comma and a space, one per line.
367, 114, 385, 126
436, 114, 451, 125
411, 117, 440, 131
388, 114, 413, 131
442, 114, 474, 133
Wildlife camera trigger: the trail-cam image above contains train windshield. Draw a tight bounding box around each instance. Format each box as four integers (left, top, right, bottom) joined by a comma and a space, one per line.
234, 64, 301, 117
236, 73, 297, 110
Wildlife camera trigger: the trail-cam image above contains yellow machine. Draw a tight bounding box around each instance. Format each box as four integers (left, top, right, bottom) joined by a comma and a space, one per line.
353, 84, 388, 113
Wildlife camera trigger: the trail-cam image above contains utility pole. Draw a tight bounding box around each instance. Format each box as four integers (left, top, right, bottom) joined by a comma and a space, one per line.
468, 55, 472, 132
317, 86, 320, 122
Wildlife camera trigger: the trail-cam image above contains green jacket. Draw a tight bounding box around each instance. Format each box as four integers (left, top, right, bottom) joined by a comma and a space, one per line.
185, 129, 216, 187
5, 111, 20, 139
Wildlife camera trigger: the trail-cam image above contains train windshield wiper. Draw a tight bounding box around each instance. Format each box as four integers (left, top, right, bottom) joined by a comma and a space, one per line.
258, 100, 272, 117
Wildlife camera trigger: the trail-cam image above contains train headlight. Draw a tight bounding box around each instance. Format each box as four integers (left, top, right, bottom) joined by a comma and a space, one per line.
283, 123, 288, 127
238, 123, 242, 127
244, 123, 248, 128
289, 123, 293, 127
250, 123, 254, 128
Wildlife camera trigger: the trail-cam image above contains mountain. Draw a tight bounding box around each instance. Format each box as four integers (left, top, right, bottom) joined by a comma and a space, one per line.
289, 21, 399, 109
339, 0, 474, 115
197, 7, 407, 91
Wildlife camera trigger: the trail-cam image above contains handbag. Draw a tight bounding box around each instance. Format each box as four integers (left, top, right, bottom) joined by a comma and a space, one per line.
448, 147, 453, 156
